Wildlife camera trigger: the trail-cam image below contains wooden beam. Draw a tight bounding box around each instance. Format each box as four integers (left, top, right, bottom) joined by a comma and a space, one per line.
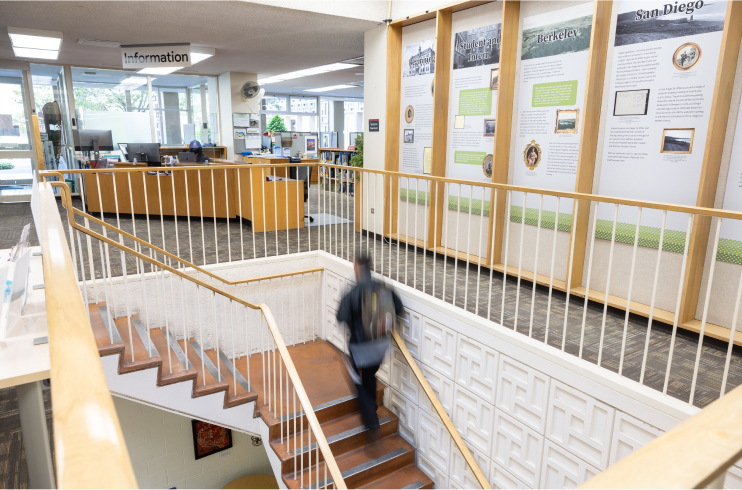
384, 23, 403, 237
679, 1, 742, 324
31, 114, 45, 171
567, 0, 614, 288
485, 0, 520, 266
428, 9, 453, 248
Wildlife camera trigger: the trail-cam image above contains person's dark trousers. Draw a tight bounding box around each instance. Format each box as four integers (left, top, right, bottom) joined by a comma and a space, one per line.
348, 351, 381, 430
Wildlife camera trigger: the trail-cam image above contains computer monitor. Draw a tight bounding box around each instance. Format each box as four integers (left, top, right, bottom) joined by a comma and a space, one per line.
125, 142, 161, 166
73, 130, 114, 153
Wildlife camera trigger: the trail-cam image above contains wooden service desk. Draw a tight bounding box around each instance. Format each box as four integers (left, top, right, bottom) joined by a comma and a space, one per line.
160, 145, 227, 160
237, 167, 305, 233
243, 155, 319, 184
83, 162, 239, 219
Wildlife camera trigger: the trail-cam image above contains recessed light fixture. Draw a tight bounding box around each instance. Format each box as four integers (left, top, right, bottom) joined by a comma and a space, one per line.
259, 62, 356, 85
191, 46, 215, 64
305, 85, 355, 93
114, 76, 150, 91
8, 27, 63, 60
138, 67, 180, 75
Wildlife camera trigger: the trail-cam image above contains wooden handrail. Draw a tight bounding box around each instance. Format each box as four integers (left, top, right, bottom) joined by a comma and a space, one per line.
37, 181, 137, 488
41, 163, 742, 221
47, 173, 321, 288
49, 180, 346, 488
581, 384, 742, 489
392, 330, 491, 489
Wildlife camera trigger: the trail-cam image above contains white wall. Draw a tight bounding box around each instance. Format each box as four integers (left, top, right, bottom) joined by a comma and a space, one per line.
113, 396, 272, 489
218, 72, 260, 161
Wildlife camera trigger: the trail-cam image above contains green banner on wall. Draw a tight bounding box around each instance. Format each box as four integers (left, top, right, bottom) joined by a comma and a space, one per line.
458, 88, 493, 115
532, 80, 578, 107
454, 151, 487, 165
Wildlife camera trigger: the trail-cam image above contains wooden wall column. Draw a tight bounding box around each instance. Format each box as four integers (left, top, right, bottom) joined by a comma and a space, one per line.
384, 24, 403, 238
679, 1, 742, 323
485, 0, 520, 265
566, 0, 613, 287
427, 9, 453, 248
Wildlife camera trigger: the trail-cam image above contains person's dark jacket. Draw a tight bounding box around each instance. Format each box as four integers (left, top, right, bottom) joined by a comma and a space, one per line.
337, 269, 404, 346
192, 148, 207, 163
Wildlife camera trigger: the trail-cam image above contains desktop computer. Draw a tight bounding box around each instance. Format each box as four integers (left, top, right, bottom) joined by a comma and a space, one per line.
125, 142, 161, 166
73, 129, 114, 160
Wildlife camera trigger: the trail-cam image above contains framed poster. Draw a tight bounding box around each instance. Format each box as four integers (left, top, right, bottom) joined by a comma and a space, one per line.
191, 420, 232, 460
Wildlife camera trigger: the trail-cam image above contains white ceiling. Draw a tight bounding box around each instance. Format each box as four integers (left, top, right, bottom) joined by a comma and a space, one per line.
0, 1, 382, 97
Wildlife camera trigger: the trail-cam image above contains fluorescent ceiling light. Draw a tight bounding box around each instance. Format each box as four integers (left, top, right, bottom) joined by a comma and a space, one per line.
305, 85, 355, 93
114, 76, 149, 90
190, 46, 215, 64
138, 67, 180, 75
8, 27, 63, 60
259, 62, 355, 85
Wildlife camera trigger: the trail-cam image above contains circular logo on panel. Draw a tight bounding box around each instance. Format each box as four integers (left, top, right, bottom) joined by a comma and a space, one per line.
405, 105, 415, 124
673, 42, 701, 71
482, 154, 493, 179
523, 140, 542, 171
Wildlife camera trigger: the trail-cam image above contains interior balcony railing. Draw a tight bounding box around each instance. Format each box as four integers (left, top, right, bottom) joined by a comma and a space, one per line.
47, 177, 492, 488
42, 161, 742, 412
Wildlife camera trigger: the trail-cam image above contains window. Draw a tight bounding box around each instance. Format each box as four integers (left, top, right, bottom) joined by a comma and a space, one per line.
261, 96, 287, 112
344, 100, 364, 148
262, 94, 318, 133
290, 96, 317, 113
152, 73, 218, 146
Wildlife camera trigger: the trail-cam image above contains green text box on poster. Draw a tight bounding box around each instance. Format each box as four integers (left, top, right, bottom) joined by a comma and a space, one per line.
458, 88, 492, 116
454, 151, 487, 165
532, 80, 578, 107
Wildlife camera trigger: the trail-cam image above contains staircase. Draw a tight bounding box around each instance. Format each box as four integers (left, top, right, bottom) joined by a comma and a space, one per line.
88, 303, 434, 489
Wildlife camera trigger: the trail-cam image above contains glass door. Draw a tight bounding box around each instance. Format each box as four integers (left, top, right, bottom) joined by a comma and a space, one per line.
0, 61, 36, 202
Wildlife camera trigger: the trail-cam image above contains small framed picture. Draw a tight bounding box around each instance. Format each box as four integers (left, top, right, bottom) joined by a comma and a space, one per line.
405, 105, 415, 123
614, 89, 650, 116
490, 68, 499, 90
404, 129, 414, 143
454, 115, 465, 129
673, 42, 701, 71
192, 420, 233, 460
483, 118, 496, 137
555, 109, 579, 134
661, 128, 695, 154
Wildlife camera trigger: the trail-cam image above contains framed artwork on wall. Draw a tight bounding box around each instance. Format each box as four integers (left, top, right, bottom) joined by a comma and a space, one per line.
191, 420, 233, 460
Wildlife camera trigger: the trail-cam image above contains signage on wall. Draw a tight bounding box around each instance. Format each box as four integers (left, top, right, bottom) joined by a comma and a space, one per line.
121, 43, 192, 69
368, 119, 379, 132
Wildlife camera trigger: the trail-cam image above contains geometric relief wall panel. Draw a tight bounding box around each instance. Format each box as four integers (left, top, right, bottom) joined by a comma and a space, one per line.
492, 410, 544, 488
546, 381, 615, 470
399, 307, 422, 359
450, 440, 491, 489
326, 272, 343, 311
421, 317, 457, 379
452, 385, 495, 455
416, 453, 450, 490
726, 465, 742, 489
540, 439, 600, 489
608, 411, 662, 466
491, 461, 530, 490
496, 355, 550, 434
324, 305, 345, 352
417, 409, 452, 474
376, 346, 392, 384
390, 347, 420, 404
455, 336, 499, 404
420, 364, 455, 418
389, 388, 419, 445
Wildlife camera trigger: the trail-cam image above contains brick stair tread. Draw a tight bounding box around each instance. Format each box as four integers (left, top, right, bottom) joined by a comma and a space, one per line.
359, 464, 434, 489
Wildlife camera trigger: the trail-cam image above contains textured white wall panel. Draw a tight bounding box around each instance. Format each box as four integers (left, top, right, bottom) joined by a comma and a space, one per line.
492, 410, 544, 488
419, 364, 455, 418
456, 336, 499, 404
324, 305, 345, 353
496, 355, 550, 434
376, 346, 392, 385
540, 439, 599, 489
491, 461, 530, 490
546, 381, 615, 470
453, 385, 495, 455
389, 388, 419, 445
416, 453, 450, 490
399, 307, 423, 360
450, 443, 491, 489
726, 465, 742, 489
417, 409, 452, 474
421, 317, 458, 379
390, 347, 421, 404
609, 411, 662, 466
326, 271, 343, 311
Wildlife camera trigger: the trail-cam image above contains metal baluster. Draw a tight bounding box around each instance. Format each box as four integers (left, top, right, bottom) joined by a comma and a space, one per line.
249, 168, 257, 259
225, 169, 232, 262
285, 165, 290, 256
121, 247, 134, 363
513, 193, 527, 332
238, 168, 244, 260
156, 172, 166, 256
663, 214, 693, 393
463, 184, 474, 309
231, 299, 236, 396
487, 189, 499, 320
475, 185, 485, 315
198, 170, 206, 265
300, 405, 304, 488
389, 174, 394, 277
160, 263, 172, 371
185, 170, 194, 264
274, 166, 279, 256
262, 168, 268, 258
75, 230, 89, 317
171, 169, 181, 262
639, 210, 668, 384
528, 195, 544, 337
98, 241, 113, 345
212, 290, 220, 382
561, 204, 580, 351
689, 218, 722, 406
308, 425, 312, 489
296, 165, 300, 254
500, 191, 512, 326
452, 184, 462, 305
211, 169, 218, 263
578, 203, 599, 359
422, 179, 428, 293
126, 173, 140, 276
380, 174, 384, 275
244, 305, 251, 391
405, 177, 410, 285
262, 311, 267, 407
442, 182, 450, 300
721, 248, 742, 396
618, 207, 643, 374
597, 204, 620, 366
293, 386, 297, 481
179, 262, 187, 368
95, 174, 114, 317
413, 179, 419, 289
544, 197, 561, 345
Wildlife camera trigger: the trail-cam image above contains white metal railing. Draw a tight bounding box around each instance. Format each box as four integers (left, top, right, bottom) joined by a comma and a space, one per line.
42, 163, 742, 410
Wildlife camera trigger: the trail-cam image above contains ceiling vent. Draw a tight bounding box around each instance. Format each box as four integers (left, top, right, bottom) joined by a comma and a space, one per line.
77, 38, 121, 48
